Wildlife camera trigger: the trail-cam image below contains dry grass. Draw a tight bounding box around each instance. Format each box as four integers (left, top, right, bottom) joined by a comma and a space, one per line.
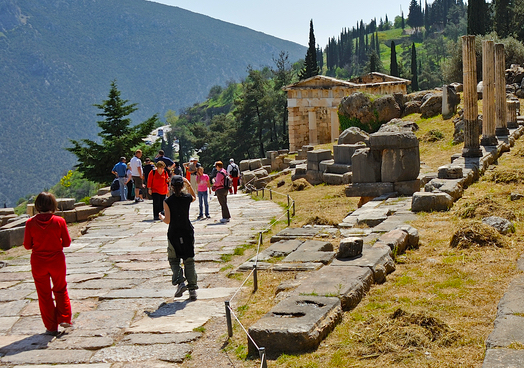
221, 107, 524, 367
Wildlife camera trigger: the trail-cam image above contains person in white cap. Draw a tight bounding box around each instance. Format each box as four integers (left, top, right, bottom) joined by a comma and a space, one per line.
226, 158, 240, 194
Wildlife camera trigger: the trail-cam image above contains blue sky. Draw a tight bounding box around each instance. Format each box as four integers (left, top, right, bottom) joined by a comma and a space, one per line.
148, 0, 413, 46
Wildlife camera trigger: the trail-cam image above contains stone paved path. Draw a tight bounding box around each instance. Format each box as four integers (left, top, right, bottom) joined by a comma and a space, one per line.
0, 194, 282, 367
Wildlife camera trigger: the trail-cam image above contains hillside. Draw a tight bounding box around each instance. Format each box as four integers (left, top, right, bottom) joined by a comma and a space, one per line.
0, 0, 306, 206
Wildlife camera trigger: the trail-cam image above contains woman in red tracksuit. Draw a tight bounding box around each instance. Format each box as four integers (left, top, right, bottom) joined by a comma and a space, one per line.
24, 192, 72, 335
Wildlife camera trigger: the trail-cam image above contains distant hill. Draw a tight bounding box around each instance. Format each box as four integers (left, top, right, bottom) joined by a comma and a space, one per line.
0, 0, 306, 206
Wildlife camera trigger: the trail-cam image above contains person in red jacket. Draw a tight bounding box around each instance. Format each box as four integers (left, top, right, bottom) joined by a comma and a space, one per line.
23, 192, 72, 335
147, 160, 170, 221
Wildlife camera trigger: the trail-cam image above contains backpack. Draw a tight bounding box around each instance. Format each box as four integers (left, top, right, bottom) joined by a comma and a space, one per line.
230, 164, 239, 178
219, 171, 232, 190
110, 178, 120, 191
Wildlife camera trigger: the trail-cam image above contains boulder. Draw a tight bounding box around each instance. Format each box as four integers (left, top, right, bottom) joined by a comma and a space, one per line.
482, 216, 515, 235
420, 93, 443, 118
403, 100, 422, 116
89, 193, 119, 207
371, 94, 402, 123
380, 119, 419, 132
337, 127, 369, 145
339, 92, 374, 124
507, 64, 524, 84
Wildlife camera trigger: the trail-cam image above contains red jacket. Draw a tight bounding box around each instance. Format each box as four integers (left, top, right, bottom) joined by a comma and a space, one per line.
24, 213, 71, 255
147, 169, 169, 195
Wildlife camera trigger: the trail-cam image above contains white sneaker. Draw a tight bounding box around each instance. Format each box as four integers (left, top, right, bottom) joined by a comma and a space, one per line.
220, 218, 230, 223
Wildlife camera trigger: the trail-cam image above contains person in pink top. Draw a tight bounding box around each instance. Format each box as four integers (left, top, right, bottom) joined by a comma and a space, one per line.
196, 166, 211, 219
23, 192, 73, 335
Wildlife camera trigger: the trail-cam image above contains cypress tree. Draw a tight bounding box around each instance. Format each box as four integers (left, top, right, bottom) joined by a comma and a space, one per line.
299, 19, 320, 80
494, 0, 511, 38
401, 11, 405, 30
411, 43, 419, 91
375, 32, 380, 55
468, 0, 488, 35
390, 41, 399, 77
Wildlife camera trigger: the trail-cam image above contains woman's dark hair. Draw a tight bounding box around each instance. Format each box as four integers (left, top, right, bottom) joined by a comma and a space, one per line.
171, 181, 184, 196
34, 192, 58, 213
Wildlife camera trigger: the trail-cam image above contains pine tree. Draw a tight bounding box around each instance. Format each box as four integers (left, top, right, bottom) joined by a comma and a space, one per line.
67, 80, 159, 183
390, 41, 399, 77
299, 19, 320, 80
408, 0, 424, 29
411, 43, 419, 91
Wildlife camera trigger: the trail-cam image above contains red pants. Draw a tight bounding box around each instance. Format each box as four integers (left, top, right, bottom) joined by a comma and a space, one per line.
229, 176, 239, 194
31, 252, 71, 331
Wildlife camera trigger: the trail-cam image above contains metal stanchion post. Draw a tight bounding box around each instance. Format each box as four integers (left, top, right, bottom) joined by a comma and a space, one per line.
287, 207, 290, 226
270, 188, 272, 200
292, 200, 295, 217
225, 301, 233, 337
262, 188, 264, 198
259, 347, 267, 368
253, 264, 258, 292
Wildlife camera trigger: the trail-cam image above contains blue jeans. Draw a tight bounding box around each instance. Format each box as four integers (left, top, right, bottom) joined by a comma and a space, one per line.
118, 177, 126, 201
198, 191, 209, 217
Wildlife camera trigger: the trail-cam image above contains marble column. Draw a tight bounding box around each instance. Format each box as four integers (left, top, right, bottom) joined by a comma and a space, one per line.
462, 35, 482, 157
507, 100, 518, 128
481, 40, 498, 146
495, 43, 509, 136
308, 109, 318, 145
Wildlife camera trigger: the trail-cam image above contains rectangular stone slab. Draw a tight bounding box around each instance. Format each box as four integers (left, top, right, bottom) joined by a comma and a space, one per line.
486, 315, 524, 348
265, 239, 304, 257
331, 245, 395, 283
270, 228, 321, 243
247, 295, 342, 357
292, 265, 373, 310
283, 250, 335, 265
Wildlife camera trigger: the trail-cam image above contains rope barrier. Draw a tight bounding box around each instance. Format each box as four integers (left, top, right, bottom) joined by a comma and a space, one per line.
222, 174, 297, 367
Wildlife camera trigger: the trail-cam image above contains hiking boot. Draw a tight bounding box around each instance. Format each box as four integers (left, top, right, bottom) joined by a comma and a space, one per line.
174, 282, 187, 298
189, 290, 197, 301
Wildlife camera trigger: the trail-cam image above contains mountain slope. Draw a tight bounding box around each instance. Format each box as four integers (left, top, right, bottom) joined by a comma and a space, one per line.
0, 0, 306, 206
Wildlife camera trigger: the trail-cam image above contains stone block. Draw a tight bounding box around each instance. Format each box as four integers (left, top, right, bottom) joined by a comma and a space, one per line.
337, 237, 363, 259
338, 127, 369, 144
356, 208, 390, 227
438, 165, 463, 179
296, 240, 333, 252
239, 160, 250, 172
247, 296, 343, 357
97, 187, 111, 196
376, 229, 409, 254
0, 227, 25, 250
325, 163, 351, 174
394, 225, 420, 249
322, 173, 343, 185
0, 208, 15, 216
331, 244, 395, 284
411, 191, 453, 212
26, 204, 35, 216
425, 178, 464, 201
351, 148, 381, 183
56, 198, 75, 211
307, 149, 332, 167
283, 251, 335, 265
293, 265, 373, 311
266, 151, 278, 160
261, 158, 271, 166
345, 182, 395, 198
265, 239, 304, 257
369, 131, 419, 150
486, 315, 524, 348
57, 210, 77, 223
249, 159, 263, 170
319, 159, 334, 173
334, 143, 366, 165
305, 170, 324, 185
1, 215, 18, 227
393, 179, 420, 196
381, 147, 420, 182
76, 206, 104, 222
270, 227, 321, 243
90, 193, 119, 207
482, 348, 524, 368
